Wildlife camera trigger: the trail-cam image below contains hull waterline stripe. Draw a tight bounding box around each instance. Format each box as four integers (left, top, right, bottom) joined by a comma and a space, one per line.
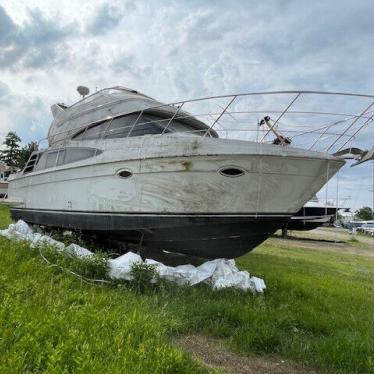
10, 208, 294, 218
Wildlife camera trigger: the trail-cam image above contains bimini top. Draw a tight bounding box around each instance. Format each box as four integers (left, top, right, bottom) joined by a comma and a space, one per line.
48, 86, 217, 147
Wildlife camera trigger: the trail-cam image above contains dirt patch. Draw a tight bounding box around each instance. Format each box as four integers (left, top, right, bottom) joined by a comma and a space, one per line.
175, 334, 315, 374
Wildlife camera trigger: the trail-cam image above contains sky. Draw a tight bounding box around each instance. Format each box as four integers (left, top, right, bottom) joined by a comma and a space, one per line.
0, 0, 374, 211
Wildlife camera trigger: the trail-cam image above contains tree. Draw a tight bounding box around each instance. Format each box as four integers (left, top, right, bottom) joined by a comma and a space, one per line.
17, 142, 38, 169
355, 206, 373, 221
0, 132, 21, 167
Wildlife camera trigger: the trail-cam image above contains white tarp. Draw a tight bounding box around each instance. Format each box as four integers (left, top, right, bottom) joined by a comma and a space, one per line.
108, 252, 143, 281
66, 243, 95, 258
0, 220, 266, 293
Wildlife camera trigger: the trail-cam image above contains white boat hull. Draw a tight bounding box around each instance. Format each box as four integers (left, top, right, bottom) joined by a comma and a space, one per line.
8, 136, 344, 258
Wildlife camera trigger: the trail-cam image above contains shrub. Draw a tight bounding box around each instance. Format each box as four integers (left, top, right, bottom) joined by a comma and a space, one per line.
130, 262, 158, 293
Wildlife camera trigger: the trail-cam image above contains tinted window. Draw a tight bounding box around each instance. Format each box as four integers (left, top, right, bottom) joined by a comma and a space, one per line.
33, 148, 100, 172
76, 123, 107, 140
34, 153, 46, 172
45, 151, 59, 168
106, 114, 168, 138
73, 113, 201, 140
56, 150, 66, 166
64, 148, 98, 163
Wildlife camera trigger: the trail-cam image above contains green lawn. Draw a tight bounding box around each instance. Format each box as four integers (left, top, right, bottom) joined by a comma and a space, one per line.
0, 205, 374, 373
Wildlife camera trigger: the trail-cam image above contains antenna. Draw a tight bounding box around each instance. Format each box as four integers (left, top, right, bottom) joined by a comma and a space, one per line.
77, 86, 90, 98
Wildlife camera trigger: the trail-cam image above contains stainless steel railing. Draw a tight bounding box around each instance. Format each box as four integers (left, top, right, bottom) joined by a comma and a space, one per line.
36, 90, 374, 154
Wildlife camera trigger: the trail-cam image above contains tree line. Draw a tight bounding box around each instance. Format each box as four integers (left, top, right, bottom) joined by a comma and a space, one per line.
355, 206, 373, 221
0, 132, 38, 169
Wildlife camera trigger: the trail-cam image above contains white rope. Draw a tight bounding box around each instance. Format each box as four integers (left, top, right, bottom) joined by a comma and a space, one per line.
38, 245, 111, 286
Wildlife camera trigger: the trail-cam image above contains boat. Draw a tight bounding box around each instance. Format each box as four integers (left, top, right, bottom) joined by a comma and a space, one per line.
0, 164, 17, 198
0, 180, 8, 199
8, 87, 373, 259
285, 196, 339, 231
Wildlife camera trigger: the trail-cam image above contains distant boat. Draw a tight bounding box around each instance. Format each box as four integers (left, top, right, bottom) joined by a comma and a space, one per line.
0, 164, 16, 198
346, 219, 374, 229
0, 181, 7, 199
285, 196, 339, 231
8, 88, 371, 259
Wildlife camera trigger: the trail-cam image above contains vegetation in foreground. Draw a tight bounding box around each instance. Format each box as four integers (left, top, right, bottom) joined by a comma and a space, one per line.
0, 205, 374, 373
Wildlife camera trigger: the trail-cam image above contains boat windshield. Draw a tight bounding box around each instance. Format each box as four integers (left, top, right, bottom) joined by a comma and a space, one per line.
73, 113, 203, 140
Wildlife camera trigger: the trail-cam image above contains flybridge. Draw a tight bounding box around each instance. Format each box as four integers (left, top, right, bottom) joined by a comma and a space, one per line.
42, 88, 374, 158
47, 86, 212, 147
50, 86, 153, 119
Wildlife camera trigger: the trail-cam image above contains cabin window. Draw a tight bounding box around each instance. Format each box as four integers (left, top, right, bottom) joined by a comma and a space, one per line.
56, 150, 66, 166
219, 167, 245, 177
31, 147, 101, 173
63, 148, 99, 164
118, 169, 133, 178
45, 151, 59, 169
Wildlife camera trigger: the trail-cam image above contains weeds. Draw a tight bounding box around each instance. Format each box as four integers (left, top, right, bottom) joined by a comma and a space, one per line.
129, 262, 158, 293
348, 235, 359, 243
39, 244, 109, 280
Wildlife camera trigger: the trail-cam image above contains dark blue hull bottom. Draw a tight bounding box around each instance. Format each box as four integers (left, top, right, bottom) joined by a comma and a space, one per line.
10, 208, 291, 258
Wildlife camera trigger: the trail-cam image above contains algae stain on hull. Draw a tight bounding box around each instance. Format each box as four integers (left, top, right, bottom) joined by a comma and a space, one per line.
181, 161, 192, 171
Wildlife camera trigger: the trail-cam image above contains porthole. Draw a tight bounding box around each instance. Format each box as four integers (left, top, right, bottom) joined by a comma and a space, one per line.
118, 169, 133, 178
219, 167, 245, 177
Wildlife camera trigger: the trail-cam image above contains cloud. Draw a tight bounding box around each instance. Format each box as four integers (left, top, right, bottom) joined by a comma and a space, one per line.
86, 2, 136, 35
0, 80, 49, 146
86, 3, 121, 34
0, 5, 77, 69
0, 81, 10, 99
0, 5, 16, 46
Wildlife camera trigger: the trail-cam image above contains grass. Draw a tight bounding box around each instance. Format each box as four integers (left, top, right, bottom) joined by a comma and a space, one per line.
0, 205, 374, 372
0, 207, 204, 373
